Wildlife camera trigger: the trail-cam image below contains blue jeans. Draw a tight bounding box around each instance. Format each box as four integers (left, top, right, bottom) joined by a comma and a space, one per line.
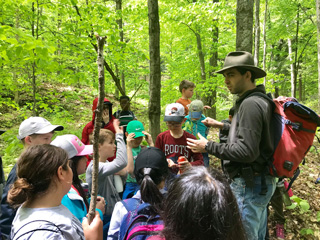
202, 152, 209, 167
231, 175, 276, 240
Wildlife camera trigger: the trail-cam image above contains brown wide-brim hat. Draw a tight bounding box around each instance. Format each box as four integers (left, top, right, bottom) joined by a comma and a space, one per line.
216, 51, 266, 79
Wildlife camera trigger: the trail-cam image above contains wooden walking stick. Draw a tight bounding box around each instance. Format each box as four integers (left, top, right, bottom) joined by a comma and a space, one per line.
87, 35, 106, 223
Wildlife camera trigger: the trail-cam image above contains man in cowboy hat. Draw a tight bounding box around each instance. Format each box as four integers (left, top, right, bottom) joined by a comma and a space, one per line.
187, 51, 276, 240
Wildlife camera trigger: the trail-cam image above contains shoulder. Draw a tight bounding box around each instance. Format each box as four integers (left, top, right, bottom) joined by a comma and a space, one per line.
176, 98, 183, 103
13, 206, 83, 240
157, 131, 169, 137
241, 95, 270, 112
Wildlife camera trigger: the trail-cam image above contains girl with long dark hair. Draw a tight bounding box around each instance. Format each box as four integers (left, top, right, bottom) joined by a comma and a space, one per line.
108, 147, 169, 239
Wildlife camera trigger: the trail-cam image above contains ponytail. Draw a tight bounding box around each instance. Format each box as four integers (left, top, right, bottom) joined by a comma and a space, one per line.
70, 156, 89, 209
136, 167, 168, 214
8, 178, 34, 208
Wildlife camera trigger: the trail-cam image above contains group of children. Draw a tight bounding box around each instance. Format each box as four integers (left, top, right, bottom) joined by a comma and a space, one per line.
0, 79, 244, 240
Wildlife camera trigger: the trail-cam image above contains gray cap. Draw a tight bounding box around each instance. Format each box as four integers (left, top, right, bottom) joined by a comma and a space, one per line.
17, 117, 64, 140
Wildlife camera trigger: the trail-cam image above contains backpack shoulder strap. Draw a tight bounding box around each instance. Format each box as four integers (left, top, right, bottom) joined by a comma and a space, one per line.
247, 92, 275, 110
12, 220, 64, 240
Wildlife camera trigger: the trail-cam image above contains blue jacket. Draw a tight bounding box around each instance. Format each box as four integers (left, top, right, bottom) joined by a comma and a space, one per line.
0, 164, 17, 238
61, 186, 103, 223
184, 115, 208, 139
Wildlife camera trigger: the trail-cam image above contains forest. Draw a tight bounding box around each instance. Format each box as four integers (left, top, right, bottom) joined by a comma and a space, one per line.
1, 0, 320, 239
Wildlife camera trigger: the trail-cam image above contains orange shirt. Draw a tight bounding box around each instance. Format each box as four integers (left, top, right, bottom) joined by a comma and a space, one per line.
176, 98, 191, 115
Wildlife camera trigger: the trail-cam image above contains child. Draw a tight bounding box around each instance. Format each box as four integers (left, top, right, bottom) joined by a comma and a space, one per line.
219, 106, 235, 144
162, 167, 246, 240
51, 134, 106, 223
8, 144, 102, 240
176, 80, 195, 115
0, 117, 64, 239
108, 147, 169, 239
155, 103, 203, 174
113, 95, 137, 127
184, 100, 210, 167
82, 97, 116, 162
122, 120, 154, 199
86, 119, 127, 220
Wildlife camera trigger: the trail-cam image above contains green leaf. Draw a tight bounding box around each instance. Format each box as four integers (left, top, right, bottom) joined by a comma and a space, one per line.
300, 228, 314, 236
300, 200, 310, 212
1, 50, 9, 61
317, 211, 320, 222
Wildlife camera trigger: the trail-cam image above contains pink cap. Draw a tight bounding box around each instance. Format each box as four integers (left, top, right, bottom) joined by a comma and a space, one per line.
51, 134, 93, 159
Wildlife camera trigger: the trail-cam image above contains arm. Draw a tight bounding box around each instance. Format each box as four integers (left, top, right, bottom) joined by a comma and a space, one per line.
201, 117, 225, 129
81, 123, 89, 144
194, 98, 269, 163
125, 133, 135, 176
107, 202, 128, 240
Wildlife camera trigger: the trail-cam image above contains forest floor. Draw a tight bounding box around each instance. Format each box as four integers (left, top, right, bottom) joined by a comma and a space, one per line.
1, 83, 320, 240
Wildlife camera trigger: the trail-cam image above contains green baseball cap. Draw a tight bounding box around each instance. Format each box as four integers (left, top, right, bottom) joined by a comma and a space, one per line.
126, 120, 145, 138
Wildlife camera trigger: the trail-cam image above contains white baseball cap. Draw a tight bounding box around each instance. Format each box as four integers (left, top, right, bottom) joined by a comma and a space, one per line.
51, 134, 93, 159
164, 103, 185, 122
17, 117, 64, 140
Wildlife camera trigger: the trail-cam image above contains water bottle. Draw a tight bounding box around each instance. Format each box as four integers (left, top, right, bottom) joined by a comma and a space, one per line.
277, 180, 292, 206
283, 179, 293, 197
114, 175, 123, 193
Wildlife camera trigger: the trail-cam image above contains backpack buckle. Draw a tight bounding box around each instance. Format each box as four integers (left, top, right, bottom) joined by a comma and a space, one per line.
285, 120, 302, 131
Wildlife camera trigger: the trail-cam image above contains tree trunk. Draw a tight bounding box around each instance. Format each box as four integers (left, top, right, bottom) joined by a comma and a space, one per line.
236, 0, 254, 53
195, 32, 206, 83
116, 0, 126, 95
205, 0, 219, 119
262, 0, 267, 86
88, 36, 106, 224
13, 8, 20, 105
299, 73, 302, 101
317, 0, 320, 112
148, 0, 161, 143
31, 2, 37, 116
288, 38, 296, 98
254, 0, 260, 66
115, 64, 120, 99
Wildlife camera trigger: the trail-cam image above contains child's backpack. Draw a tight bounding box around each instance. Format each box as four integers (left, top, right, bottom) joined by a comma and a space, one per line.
119, 198, 164, 240
249, 93, 320, 181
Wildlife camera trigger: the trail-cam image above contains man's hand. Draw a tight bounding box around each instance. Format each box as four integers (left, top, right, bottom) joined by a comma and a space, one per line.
187, 133, 208, 153
201, 117, 224, 129
142, 131, 154, 147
